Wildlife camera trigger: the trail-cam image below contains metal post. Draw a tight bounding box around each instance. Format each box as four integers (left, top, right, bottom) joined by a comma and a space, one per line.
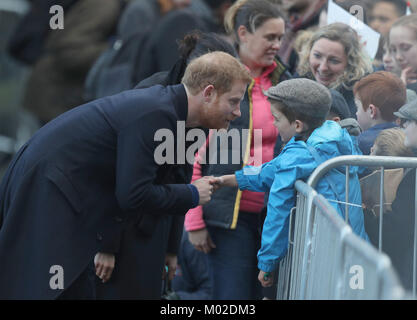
345, 166, 349, 224
413, 169, 417, 297
378, 167, 385, 253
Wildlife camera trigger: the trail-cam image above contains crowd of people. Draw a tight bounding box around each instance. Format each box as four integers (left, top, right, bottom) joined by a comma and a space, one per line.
1, 0, 417, 299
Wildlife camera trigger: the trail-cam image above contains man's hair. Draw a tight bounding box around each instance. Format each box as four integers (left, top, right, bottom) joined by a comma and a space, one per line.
270, 100, 325, 140
372, 0, 407, 17
373, 128, 414, 157
181, 51, 252, 95
353, 71, 406, 122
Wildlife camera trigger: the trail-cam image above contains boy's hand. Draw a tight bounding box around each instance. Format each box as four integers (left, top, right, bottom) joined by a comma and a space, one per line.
258, 270, 274, 287
208, 176, 224, 192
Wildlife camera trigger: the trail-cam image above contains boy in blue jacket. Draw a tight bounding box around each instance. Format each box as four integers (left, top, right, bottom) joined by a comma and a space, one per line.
215, 78, 369, 288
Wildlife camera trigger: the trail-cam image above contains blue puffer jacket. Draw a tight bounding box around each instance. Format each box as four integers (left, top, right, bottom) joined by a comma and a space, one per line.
236, 121, 369, 272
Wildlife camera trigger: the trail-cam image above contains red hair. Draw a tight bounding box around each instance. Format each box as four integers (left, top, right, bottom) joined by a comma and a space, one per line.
353, 71, 406, 121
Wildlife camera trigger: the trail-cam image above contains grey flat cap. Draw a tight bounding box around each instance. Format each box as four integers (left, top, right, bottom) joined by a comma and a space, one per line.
393, 98, 417, 121
265, 78, 332, 119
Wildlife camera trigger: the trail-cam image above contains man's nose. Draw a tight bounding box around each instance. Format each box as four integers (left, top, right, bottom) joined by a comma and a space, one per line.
232, 107, 241, 118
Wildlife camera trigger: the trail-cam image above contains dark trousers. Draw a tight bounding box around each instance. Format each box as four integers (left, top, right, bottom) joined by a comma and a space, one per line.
206, 212, 262, 300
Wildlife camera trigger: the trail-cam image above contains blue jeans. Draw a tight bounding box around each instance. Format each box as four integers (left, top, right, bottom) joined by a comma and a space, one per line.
207, 211, 262, 300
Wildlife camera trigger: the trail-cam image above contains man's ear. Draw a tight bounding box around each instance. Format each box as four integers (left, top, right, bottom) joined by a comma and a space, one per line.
294, 119, 305, 133
202, 85, 216, 103
369, 104, 379, 119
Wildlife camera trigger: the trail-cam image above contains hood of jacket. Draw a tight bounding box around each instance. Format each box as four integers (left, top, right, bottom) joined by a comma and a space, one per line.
305, 120, 361, 173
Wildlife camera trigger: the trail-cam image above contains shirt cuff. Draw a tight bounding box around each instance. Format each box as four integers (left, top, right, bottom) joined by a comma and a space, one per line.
235, 169, 249, 190
187, 184, 199, 208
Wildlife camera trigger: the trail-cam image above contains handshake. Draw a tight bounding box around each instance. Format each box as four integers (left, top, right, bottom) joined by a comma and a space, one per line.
191, 174, 236, 205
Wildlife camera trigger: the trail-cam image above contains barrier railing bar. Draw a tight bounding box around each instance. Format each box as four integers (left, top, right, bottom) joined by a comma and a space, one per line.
345, 165, 349, 224
308, 155, 417, 188
413, 168, 417, 298
378, 167, 385, 252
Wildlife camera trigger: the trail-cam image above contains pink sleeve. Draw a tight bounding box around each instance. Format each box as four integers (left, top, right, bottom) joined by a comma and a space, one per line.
184, 131, 213, 231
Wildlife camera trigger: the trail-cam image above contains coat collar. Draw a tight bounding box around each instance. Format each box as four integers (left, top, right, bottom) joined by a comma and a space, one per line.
169, 84, 188, 122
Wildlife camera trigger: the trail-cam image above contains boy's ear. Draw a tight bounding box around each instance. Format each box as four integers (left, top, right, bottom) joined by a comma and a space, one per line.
369, 104, 379, 119
294, 120, 305, 133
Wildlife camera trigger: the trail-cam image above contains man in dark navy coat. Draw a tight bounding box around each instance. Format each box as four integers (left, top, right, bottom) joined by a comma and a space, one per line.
0, 52, 251, 299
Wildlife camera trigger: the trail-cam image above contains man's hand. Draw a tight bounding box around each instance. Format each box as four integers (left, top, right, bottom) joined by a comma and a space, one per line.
94, 252, 115, 283
163, 253, 177, 281
188, 228, 216, 254
192, 176, 214, 205
258, 270, 274, 287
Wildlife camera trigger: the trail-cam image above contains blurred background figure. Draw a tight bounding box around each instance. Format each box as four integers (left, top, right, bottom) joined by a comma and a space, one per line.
368, 0, 407, 37
296, 23, 373, 117
0, 0, 41, 179
7, 0, 80, 65
381, 36, 402, 76
84, 0, 195, 100
362, 123, 417, 291
389, 13, 417, 94
134, 0, 236, 83
167, 230, 212, 300
20, 0, 124, 125
278, 0, 327, 74
369, 0, 406, 69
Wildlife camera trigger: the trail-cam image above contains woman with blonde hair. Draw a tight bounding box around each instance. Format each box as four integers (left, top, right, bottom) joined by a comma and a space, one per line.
296, 22, 373, 117
185, 0, 290, 300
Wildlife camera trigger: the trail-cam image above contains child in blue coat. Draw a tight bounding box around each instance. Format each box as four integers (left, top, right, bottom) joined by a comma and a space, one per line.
215, 78, 369, 288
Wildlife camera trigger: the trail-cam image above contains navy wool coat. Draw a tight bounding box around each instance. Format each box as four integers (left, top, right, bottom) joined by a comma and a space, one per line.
0, 84, 194, 299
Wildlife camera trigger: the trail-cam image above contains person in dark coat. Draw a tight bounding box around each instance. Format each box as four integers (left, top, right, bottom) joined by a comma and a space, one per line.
364, 100, 417, 290
278, 0, 327, 74
7, 0, 80, 65
21, 0, 123, 124
95, 31, 238, 299
135, 0, 235, 83
0, 51, 252, 299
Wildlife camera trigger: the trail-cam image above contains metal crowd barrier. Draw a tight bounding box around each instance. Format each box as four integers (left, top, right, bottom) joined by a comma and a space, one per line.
276, 155, 417, 300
